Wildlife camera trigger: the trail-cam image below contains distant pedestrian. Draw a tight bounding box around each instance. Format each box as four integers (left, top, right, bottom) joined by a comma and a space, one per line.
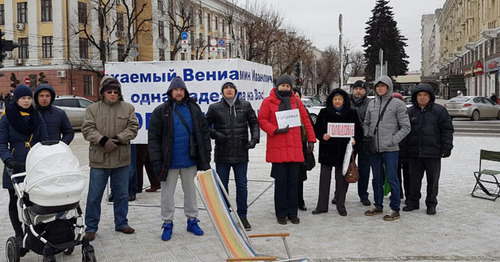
0, 93, 4, 108
490, 93, 498, 104
137, 144, 160, 193
205, 82, 259, 231
258, 74, 316, 225
82, 76, 139, 241
34, 83, 74, 145
349, 80, 372, 207
312, 88, 362, 217
402, 84, 454, 215
363, 76, 410, 221
148, 76, 211, 241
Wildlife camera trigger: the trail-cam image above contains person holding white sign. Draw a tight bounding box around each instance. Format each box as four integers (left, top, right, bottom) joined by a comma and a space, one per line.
311, 89, 362, 217
258, 74, 316, 225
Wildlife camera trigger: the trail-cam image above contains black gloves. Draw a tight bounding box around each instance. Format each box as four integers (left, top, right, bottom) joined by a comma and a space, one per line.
5, 159, 26, 174
307, 142, 314, 153
274, 125, 289, 134
441, 150, 451, 158
245, 139, 258, 149
104, 139, 118, 153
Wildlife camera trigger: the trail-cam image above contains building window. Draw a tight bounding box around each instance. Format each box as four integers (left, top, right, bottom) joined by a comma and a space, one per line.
159, 49, 165, 61
221, 20, 224, 34
83, 75, 93, 96
158, 0, 164, 16
42, 36, 53, 58
0, 5, 5, 25
78, 2, 87, 24
207, 13, 211, 30
118, 44, 125, 61
79, 38, 89, 59
215, 16, 218, 30
17, 2, 28, 23
158, 21, 164, 38
170, 25, 175, 44
199, 9, 202, 25
18, 38, 29, 59
116, 12, 124, 33
41, 0, 52, 22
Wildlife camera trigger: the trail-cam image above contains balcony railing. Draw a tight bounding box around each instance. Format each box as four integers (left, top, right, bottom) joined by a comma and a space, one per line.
488, 20, 497, 29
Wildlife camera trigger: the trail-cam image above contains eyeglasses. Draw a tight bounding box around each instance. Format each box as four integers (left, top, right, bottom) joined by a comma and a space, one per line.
105, 90, 119, 94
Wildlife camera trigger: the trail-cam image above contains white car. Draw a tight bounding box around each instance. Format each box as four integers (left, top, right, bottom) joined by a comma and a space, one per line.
301, 97, 324, 124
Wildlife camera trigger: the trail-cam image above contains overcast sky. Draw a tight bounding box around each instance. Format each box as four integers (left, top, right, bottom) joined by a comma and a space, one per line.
243, 0, 446, 71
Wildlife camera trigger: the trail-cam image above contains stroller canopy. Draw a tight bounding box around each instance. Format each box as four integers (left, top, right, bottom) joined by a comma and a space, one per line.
24, 141, 86, 207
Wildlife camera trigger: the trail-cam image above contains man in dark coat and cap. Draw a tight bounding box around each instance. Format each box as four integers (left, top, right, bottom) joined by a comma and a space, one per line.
402, 83, 454, 215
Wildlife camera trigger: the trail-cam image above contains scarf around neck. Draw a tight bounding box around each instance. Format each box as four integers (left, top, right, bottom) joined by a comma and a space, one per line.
275, 90, 292, 111
5, 103, 39, 138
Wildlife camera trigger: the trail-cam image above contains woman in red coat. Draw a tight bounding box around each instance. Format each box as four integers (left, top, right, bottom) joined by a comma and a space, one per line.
258, 75, 316, 225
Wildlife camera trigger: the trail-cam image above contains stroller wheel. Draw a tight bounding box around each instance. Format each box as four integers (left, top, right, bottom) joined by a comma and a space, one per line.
64, 246, 74, 255
6, 237, 21, 262
43, 255, 56, 262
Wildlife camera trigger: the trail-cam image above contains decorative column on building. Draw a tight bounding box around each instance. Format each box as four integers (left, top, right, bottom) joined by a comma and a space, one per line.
52, 0, 65, 64
3, 0, 15, 67
27, 0, 40, 66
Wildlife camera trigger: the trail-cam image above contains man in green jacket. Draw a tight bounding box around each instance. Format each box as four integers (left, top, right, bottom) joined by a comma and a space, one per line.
82, 76, 139, 241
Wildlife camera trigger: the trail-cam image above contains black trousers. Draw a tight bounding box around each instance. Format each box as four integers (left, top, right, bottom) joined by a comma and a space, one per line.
408, 158, 441, 208
136, 144, 159, 191
272, 162, 300, 219
397, 158, 410, 201
315, 164, 349, 212
8, 189, 23, 237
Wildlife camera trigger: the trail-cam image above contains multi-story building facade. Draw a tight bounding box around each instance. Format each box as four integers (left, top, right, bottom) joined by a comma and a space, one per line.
0, 0, 251, 101
421, 11, 441, 78
436, 0, 500, 99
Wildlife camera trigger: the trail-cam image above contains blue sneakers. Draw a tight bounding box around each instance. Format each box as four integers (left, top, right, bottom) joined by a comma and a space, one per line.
186, 218, 204, 236
161, 222, 173, 241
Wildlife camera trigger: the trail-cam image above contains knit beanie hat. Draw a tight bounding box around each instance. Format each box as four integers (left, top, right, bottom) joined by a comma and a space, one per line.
221, 82, 237, 92
392, 92, 404, 101
101, 83, 121, 94
276, 74, 292, 87
167, 76, 187, 96
14, 84, 33, 101
352, 80, 366, 90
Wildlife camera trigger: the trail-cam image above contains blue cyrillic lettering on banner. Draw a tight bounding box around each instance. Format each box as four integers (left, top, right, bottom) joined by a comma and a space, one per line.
135, 113, 143, 129
162, 93, 168, 102
184, 68, 194, 81
131, 94, 140, 103
153, 73, 164, 82
218, 71, 228, 80
140, 74, 151, 82
206, 71, 216, 81
199, 92, 210, 104
151, 93, 161, 103
195, 71, 205, 81
247, 92, 254, 101
167, 69, 177, 81
229, 70, 239, 80
130, 74, 139, 83
140, 94, 151, 105
210, 92, 219, 102
120, 74, 130, 83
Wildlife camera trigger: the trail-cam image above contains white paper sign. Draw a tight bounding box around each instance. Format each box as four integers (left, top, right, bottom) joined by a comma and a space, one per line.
275, 109, 301, 129
328, 123, 355, 137
342, 138, 354, 175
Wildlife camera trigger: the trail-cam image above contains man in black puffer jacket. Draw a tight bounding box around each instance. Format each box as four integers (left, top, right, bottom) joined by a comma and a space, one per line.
402, 83, 454, 215
205, 82, 259, 231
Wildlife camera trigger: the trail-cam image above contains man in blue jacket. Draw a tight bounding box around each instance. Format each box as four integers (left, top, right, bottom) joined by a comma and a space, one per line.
34, 84, 74, 145
402, 83, 453, 215
148, 76, 211, 241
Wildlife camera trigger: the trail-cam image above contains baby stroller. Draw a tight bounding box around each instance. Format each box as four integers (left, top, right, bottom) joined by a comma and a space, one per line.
6, 141, 96, 262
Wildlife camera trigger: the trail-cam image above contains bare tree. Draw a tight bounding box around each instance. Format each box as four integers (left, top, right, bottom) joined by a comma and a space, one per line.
348, 51, 366, 77
70, 0, 151, 76
164, 0, 194, 60
316, 46, 340, 95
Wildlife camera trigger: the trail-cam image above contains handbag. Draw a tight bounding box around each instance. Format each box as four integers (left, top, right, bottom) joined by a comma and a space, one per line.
174, 107, 199, 159
345, 155, 359, 183
304, 151, 316, 171
365, 97, 393, 154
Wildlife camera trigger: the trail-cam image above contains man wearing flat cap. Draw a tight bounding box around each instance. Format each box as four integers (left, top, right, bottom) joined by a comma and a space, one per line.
205, 82, 260, 231
82, 76, 139, 241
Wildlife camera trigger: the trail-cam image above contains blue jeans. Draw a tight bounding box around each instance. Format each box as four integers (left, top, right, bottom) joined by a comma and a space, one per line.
357, 151, 371, 200
370, 151, 400, 211
216, 162, 249, 217
85, 166, 130, 232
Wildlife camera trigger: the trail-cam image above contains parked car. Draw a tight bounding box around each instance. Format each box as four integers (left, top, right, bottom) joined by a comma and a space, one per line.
53, 96, 94, 129
301, 97, 325, 124
444, 96, 500, 121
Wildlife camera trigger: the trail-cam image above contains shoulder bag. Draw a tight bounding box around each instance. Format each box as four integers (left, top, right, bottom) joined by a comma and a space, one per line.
364, 97, 393, 153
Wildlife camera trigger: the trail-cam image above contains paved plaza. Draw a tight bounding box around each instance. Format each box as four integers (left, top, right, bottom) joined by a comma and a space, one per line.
1, 133, 500, 261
